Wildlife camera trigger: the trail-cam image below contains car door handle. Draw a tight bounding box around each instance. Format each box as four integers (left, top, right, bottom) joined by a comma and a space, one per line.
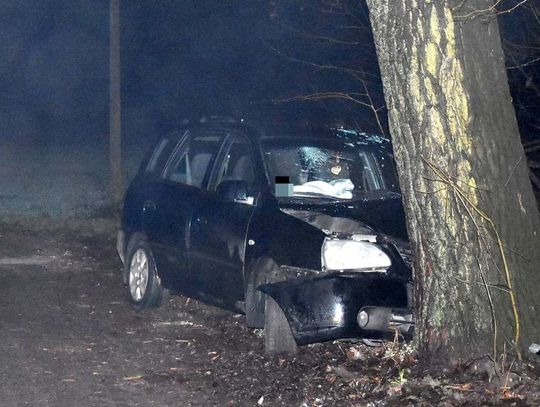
143, 200, 156, 212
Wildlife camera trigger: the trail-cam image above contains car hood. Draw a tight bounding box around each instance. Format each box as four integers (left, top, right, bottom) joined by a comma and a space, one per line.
280, 208, 373, 235
279, 191, 408, 239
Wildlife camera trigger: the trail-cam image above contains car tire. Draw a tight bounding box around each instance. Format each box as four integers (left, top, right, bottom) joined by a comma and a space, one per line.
264, 269, 297, 354
124, 235, 168, 311
245, 257, 276, 328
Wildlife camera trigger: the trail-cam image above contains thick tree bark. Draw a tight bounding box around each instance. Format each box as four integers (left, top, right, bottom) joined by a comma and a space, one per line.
365, 0, 540, 363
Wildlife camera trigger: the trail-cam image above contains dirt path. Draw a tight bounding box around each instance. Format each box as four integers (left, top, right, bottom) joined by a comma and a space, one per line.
0, 222, 350, 406
1, 221, 538, 407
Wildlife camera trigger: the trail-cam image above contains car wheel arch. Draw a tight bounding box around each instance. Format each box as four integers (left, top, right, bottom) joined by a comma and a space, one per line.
244, 253, 290, 328
262, 266, 298, 354
244, 256, 274, 328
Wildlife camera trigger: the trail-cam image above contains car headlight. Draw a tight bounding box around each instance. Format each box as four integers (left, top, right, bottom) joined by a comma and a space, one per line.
322, 237, 392, 271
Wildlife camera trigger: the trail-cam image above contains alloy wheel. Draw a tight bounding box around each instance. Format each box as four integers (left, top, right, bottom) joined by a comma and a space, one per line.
129, 248, 149, 302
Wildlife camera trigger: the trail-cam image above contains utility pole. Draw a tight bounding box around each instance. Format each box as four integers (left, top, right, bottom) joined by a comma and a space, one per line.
109, 0, 123, 207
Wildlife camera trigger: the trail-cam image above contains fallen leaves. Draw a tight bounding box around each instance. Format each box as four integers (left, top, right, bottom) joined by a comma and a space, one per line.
123, 375, 144, 381
501, 387, 526, 401
445, 383, 474, 392
209, 351, 220, 361
345, 346, 367, 361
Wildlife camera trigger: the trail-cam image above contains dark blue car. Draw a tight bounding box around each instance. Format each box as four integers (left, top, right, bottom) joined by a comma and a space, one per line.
117, 118, 413, 353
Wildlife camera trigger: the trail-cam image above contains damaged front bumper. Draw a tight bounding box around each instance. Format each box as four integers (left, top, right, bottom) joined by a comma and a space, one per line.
259, 271, 413, 345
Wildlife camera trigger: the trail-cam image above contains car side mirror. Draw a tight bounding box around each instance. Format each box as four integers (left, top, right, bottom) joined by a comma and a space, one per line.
216, 180, 250, 203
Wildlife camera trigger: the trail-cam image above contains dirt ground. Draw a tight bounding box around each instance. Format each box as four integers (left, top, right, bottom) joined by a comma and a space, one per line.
0, 219, 539, 407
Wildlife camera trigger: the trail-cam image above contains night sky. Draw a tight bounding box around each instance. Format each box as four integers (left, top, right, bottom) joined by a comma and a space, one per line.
1, 1, 108, 143
0, 1, 386, 146
0, 1, 537, 146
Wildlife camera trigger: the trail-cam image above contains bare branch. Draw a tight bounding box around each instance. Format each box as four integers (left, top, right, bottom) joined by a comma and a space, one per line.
455, 0, 529, 21
265, 43, 380, 80
505, 56, 540, 69
529, 169, 540, 190
279, 23, 366, 46
269, 92, 374, 108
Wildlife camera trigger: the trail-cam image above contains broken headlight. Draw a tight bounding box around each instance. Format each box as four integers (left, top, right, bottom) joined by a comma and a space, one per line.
321, 237, 392, 271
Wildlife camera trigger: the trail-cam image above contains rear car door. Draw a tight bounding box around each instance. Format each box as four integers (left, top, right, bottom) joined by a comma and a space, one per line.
143, 129, 224, 293
189, 133, 260, 309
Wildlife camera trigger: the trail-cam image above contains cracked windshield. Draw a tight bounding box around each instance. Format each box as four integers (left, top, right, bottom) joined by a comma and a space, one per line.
263, 133, 399, 200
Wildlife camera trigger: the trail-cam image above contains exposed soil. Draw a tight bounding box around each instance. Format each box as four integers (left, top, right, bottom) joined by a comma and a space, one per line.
0, 219, 538, 406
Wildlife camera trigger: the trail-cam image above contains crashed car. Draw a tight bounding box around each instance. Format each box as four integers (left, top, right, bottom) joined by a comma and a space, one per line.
117, 118, 414, 353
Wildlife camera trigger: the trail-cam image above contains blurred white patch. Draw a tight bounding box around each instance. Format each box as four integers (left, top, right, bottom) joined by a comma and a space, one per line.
0, 256, 51, 265
518, 193, 526, 214
332, 302, 344, 325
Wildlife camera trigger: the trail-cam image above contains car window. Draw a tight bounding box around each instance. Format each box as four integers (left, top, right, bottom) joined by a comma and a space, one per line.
262, 137, 396, 201
213, 137, 258, 204
215, 138, 255, 187
145, 138, 170, 174
165, 133, 222, 188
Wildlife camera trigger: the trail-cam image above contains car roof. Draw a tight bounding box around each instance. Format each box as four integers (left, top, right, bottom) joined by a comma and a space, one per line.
176, 118, 391, 147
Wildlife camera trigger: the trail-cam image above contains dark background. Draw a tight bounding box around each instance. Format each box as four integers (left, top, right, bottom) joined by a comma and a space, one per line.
0, 1, 387, 147
1, 1, 538, 145
0, 1, 538, 190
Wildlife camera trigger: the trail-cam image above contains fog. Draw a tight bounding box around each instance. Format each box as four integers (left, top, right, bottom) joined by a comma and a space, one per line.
0, 0, 537, 217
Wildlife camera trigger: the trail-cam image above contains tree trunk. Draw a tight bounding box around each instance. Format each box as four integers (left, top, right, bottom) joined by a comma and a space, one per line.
109, 0, 123, 207
365, 0, 540, 363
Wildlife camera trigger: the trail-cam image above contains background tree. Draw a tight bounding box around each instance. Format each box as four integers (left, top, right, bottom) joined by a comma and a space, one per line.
110, 0, 123, 207
365, 0, 540, 364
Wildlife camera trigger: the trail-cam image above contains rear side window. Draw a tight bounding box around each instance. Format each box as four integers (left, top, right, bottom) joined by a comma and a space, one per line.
164, 132, 223, 188
144, 130, 187, 176
145, 138, 170, 174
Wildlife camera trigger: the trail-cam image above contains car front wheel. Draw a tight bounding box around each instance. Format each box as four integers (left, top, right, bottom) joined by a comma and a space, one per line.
125, 236, 168, 311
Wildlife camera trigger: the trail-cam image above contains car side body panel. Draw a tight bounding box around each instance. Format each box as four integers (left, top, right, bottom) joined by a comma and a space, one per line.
244, 199, 327, 271
144, 181, 201, 291
189, 191, 256, 310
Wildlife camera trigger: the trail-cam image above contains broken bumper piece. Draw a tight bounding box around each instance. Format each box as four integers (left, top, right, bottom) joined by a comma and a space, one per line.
259, 272, 413, 345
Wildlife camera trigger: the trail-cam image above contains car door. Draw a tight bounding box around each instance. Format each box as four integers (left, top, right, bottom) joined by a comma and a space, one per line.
143, 129, 224, 293
189, 134, 259, 310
